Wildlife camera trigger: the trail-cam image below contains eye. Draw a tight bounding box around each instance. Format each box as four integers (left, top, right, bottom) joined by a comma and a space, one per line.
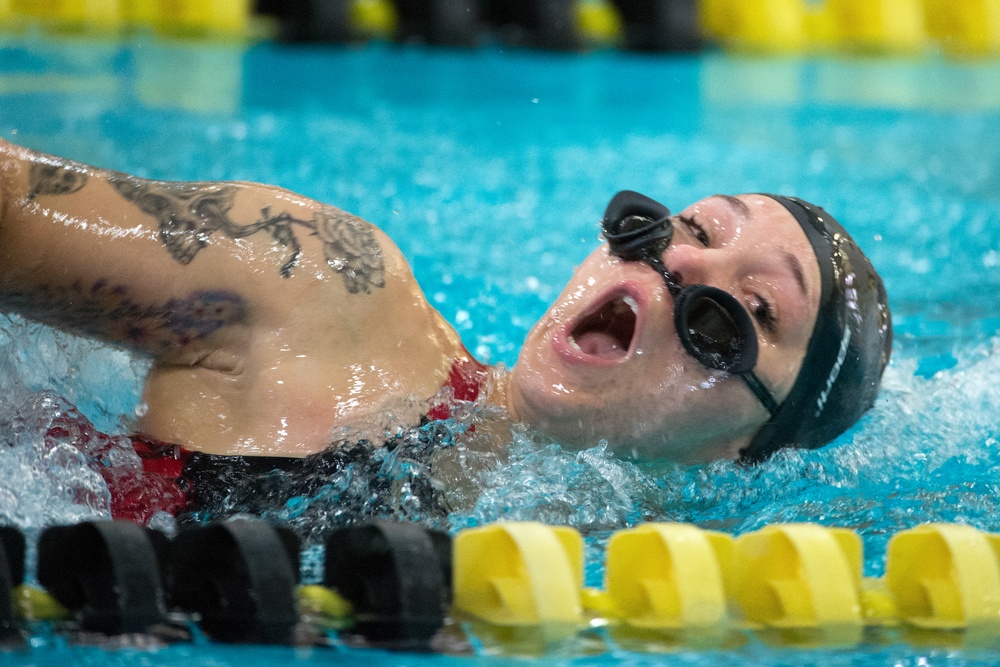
750, 294, 778, 335
677, 215, 710, 246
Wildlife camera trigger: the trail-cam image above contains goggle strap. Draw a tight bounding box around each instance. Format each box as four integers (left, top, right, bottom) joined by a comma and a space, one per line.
642, 256, 682, 297
741, 371, 780, 417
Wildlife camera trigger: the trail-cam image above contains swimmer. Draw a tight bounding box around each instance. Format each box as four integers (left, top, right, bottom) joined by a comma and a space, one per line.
0, 139, 891, 466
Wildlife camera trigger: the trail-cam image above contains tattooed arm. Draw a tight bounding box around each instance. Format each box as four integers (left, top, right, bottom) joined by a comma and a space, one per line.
0, 140, 391, 358
0, 140, 468, 455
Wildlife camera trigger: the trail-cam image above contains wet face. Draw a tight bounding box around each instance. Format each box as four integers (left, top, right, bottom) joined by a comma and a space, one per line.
507, 194, 822, 463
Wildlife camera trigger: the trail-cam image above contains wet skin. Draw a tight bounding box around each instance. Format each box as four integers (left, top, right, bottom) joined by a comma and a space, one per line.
507, 194, 822, 463
0, 140, 820, 463
0, 141, 466, 456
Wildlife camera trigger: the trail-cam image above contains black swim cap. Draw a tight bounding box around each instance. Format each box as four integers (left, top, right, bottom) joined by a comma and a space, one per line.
738, 196, 892, 463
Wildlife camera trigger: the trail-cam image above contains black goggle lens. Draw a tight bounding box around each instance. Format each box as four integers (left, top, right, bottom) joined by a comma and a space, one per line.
689, 299, 738, 357
676, 285, 758, 375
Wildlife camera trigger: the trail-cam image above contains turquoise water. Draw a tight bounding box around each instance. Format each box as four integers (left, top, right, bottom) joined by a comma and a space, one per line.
2, 35, 1000, 665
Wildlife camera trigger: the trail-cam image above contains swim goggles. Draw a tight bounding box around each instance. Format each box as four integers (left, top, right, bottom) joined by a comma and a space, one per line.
601, 190, 779, 416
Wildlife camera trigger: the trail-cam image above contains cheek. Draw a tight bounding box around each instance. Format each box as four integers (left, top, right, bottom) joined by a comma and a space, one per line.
757, 340, 808, 403
603, 363, 709, 437
619, 370, 765, 456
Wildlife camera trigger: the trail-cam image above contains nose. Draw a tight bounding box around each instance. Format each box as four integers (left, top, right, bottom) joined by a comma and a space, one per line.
663, 242, 730, 289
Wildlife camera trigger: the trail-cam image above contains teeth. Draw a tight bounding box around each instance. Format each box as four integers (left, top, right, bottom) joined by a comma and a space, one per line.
622, 295, 638, 314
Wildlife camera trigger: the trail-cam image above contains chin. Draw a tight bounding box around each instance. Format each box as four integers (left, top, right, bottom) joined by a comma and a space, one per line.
620, 425, 755, 464
511, 366, 755, 463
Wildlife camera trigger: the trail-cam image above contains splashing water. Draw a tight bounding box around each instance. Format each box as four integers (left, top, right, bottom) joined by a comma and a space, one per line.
5, 298, 1000, 586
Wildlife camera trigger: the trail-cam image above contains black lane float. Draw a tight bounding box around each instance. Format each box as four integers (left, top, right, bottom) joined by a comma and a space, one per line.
24, 518, 453, 648
254, 0, 704, 52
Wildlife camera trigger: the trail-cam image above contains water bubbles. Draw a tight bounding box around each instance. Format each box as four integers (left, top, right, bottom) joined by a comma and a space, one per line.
147, 511, 178, 537
134, 402, 149, 418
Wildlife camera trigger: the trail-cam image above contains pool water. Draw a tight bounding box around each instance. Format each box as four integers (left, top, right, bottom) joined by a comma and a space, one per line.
2, 34, 1000, 666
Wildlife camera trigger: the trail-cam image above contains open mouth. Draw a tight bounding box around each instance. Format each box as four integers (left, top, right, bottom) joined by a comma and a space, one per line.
568, 294, 639, 361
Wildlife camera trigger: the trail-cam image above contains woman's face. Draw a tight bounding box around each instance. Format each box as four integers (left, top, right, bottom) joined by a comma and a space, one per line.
508, 194, 822, 463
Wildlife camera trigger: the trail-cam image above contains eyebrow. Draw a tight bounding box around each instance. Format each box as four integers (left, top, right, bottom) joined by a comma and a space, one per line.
784, 250, 809, 298
713, 194, 810, 298
713, 194, 750, 219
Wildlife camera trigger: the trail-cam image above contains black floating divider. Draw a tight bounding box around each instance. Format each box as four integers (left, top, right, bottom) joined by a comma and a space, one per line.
0, 527, 24, 642
482, 0, 582, 50
37, 521, 169, 634
395, 0, 482, 46
170, 519, 301, 644
260, 0, 357, 43
325, 521, 452, 647
611, 0, 703, 51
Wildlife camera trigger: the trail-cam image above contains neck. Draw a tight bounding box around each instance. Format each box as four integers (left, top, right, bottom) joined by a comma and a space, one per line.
480, 364, 514, 415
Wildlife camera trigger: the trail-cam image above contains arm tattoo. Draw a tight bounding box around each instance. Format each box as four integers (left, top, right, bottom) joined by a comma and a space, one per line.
107, 173, 386, 293
2, 280, 247, 352
28, 163, 88, 200
314, 208, 386, 293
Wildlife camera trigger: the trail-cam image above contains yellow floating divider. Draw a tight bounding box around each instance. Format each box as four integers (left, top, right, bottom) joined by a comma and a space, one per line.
6, 0, 252, 36
153, 0, 250, 37
575, 0, 624, 48
450, 521, 1000, 651
0, 0, 14, 26
645, 0, 998, 56
886, 523, 1000, 636
731, 523, 864, 645
452, 522, 584, 643
350, 0, 398, 41
923, 0, 1000, 56
14, 584, 69, 622
298, 584, 353, 629
826, 0, 927, 53
120, 0, 158, 30
11, 0, 123, 33
699, 0, 810, 52
602, 523, 733, 632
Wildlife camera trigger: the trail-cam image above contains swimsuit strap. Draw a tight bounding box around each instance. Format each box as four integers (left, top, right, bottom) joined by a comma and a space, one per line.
130, 435, 193, 479
425, 356, 489, 422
